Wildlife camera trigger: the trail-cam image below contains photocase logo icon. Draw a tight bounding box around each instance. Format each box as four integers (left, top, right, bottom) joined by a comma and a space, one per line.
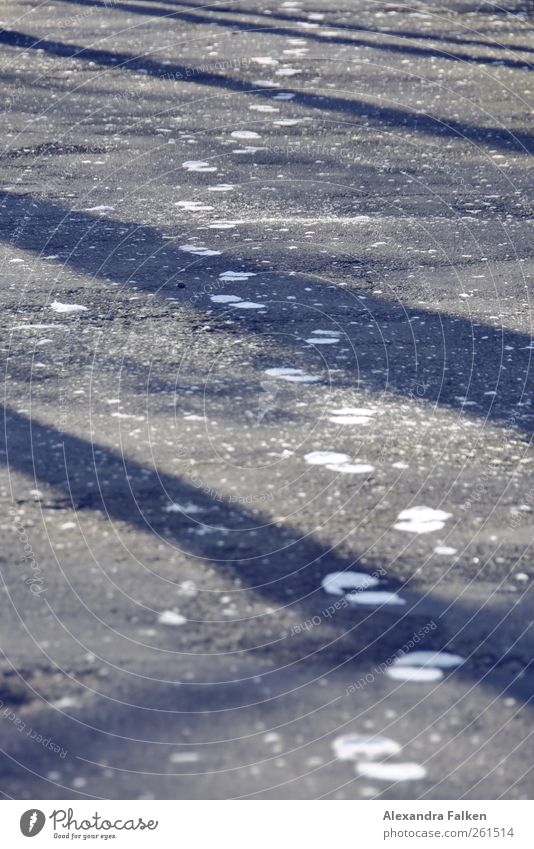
20, 809, 46, 837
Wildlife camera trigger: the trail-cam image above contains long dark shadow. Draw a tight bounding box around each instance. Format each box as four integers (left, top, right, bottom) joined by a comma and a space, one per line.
2, 404, 533, 710
1, 27, 532, 153
54, 0, 534, 72
155, 0, 534, 55
1, 189, 533, 436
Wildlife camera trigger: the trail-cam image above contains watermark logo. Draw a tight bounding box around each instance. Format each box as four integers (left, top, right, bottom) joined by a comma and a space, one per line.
20, 809, 45, 837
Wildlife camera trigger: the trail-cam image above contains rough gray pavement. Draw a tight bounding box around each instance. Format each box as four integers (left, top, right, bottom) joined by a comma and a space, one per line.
0, 0, 534, 800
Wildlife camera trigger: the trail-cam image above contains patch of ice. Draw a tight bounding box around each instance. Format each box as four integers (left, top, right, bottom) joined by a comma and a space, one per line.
182, 160, 217, 172
357, 762, 426, 781
231, 130, 261, 139
50, 301, 88, 313
158, 610, 187, 626
275, 68, 301, 76
179, 244, 221, 256
207, 184, 235, 192
394, 506, 452, 534
210, 294, 242, 303
333, 735, 401, 761
273, 119, 301, 126
83, 205, 115, 212
175, 201, 214, 211
219, 270, 257, 280
272, 92, 296, 100
346, 591, 406, 607
321, 572, 379, 596
231, 301, 266, 309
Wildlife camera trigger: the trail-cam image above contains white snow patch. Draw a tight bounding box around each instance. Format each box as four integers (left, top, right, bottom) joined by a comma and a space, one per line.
434, 545, 457, 556
326, 462, 375, 474
305, 336, 340, 344
210, 294, 242, 303
169, 751, 200, 763
83, 205, 115, 212
12, 323, 69, 330
322, 572, 379, 596
333, 735, 401, 761
231, 301, 266, 309
158, 610, 187, 626
265, 367, 319, 383
394, 651, 464, 669
387, 666, 444, 683
175, 201, 214, 211
305, 450, 374, 475
179, 244, 221, 256
346, 591, 406, 607
251, 56, 279, 66
49, 301, 88, 313
304, 451, 350, 466
275, 68, 302, 76
207, 184, 235, 192
357, 762, 426, 781
394, 506, 452, 534
165, 501, 203, 514
182, 160, 217, 172
328, 415, 372, 425
219, 270, 257, 281
231, 130, 261, 139
272, 92, 296, 100
250, 104, 279, 112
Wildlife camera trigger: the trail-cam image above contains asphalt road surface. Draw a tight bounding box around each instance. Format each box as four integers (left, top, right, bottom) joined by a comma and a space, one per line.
1, 0, 534, 800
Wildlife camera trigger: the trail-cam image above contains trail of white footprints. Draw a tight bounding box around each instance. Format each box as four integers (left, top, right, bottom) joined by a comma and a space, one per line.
175, 91, 461, 791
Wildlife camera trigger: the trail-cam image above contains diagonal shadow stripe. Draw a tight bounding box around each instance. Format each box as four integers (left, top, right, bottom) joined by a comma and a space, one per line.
1, 26, 533, 153
1, 189, 534, 435
54, 0, 534, 71
2, 404, 534, 710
